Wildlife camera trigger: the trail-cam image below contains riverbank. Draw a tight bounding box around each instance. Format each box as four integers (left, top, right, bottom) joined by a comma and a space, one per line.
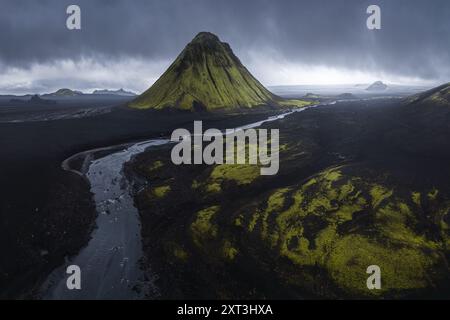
0, 97, 284, 298
2, 169, 97, 299
32, 109, 284, 299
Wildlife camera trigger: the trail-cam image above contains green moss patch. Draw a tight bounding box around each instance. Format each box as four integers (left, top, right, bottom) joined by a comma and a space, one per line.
210, 164, 260, 186
235, 166, 448, 296
152, 185, 171, 198
191, 205, 220, 246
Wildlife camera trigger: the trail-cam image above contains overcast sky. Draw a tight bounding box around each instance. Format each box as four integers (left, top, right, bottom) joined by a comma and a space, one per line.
0, 0, 449, 94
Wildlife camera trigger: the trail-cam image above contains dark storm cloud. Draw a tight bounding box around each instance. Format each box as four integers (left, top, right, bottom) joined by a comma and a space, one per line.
1, 0, 449, 81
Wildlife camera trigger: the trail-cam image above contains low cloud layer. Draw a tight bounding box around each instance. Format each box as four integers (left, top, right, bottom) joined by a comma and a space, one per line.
1, 0, 449, 94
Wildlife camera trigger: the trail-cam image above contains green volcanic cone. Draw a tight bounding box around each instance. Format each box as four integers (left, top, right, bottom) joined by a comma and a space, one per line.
130, 32, 287, 111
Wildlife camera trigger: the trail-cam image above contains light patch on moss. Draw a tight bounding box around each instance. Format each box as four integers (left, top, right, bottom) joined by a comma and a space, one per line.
338, 182, 355, 201
234, 215, 244, 227
222, 240, 238, 260
370, 185, 393, 208
278, 99, 316, 108
191, 205, 220, 246
206, 182, 222, 193
152, 185, 171, 198
437, 204, 450, 247
279, 144, 289, 152
375, 202, 437, 248
428, 188, 439, 201
173, 246, 189, 261
148, 160, 163, 173
210, 164, 260, 185
191, 179, 200, 189
303, 177, 318, 188
280, 224, 337, 266
248, 210, 261, 233
260, 188, 290, 241
323, 169, 342, 182
327, 235, 435, 294
412, 192, 421, 206
266, 188, 290, 213
334, 202, 365, 222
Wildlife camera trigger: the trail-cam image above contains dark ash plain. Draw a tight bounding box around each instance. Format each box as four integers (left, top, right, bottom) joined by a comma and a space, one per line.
0, 95, 283, 299
126, 96, 450, 299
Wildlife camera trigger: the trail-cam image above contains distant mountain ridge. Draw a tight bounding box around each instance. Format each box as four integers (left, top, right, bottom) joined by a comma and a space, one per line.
39, 88, 137, 98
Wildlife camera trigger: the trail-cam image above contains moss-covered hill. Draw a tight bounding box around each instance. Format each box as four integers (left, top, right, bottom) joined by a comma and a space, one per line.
407, 82, 450, 106
390, 83, 450, 158
130, 32, 309, 111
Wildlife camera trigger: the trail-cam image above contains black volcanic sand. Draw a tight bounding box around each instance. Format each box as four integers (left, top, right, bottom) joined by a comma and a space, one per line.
0, 100, 280, 298
127, 98, 450, 299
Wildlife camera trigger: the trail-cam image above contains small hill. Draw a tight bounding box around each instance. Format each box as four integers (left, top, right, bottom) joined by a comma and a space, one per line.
336, 93, 357, 99
388, 83, 450, 158
304, 93, 321, 99
130, 32, 308, 111
366, 81, 388, 91
43, 88, 84, 97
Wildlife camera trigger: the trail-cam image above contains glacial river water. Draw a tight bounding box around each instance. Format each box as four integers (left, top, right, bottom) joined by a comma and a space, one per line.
40, 104, 325, 300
